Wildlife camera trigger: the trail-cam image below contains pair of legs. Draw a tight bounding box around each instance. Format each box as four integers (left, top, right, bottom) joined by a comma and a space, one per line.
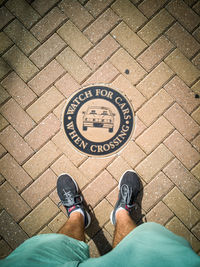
58, 209, 137, 248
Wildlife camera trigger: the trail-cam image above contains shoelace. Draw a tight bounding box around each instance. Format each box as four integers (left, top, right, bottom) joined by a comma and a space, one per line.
58, 194, 83, 208
121, 184, 134, 208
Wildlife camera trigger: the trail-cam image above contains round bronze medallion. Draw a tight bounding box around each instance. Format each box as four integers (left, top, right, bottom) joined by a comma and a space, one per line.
63, 85, 135, 157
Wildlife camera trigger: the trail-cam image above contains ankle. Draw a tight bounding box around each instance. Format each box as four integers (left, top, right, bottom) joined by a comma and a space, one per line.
116, 208, 130, 221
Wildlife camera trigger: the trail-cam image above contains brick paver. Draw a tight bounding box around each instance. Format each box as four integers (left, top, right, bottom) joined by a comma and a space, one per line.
0, 0, 200, 258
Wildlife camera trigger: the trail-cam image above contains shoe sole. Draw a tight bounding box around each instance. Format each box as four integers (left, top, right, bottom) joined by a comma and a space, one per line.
110, 170, 137, 225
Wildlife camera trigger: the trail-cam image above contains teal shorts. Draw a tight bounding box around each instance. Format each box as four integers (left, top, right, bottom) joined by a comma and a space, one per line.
1, 223, 200, 267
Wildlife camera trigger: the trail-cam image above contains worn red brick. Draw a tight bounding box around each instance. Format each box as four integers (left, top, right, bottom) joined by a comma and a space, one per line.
111, 22, 147, 58
137, 36, 174, 72
0, 239, 12, 259
31, 7, 66, 42
0, 182, 31, 222
164, 130, 200, 170
138, 9, 174, 44
56, 47, 91, 83
57, 20, 92, 57
83, 170, 117, 208
120, 141, 146, 168
52, 131, 87, 167
6, 0, 40, 29
111, 75, 146, 111
55, 73, 80, 99
132, 117, 146, 139
19, 197, 59, 236
23, 141, 61, 179
32, 0, 60, 16
111, 0, 147, 31
164, 49, 200, 86
21, 169, 57, 208
165, 22, 200, 59
142, 172, 173, 211
135, 144, 174, 183
85, 0, 113, 17
25, 113, 60, 151
163, 187, 200, 229
1, 72, 37, 109
0, 85, 10, 106
83, 61, 119, 86
136, 116, 174, 154
4, 19, 40, 55
166, 0, 200, 32
146, 201, 173, 225
2, 46, 38, 82
192, 135, 200, 153
137, 89, 174, 126
136, 62, 174, 99
0, 32, 13, 54
58, 0, 93, 31
0, 210, 28, 249
84, 9, 120, 43
0, 153, 32, 193
138, 0, 168, 18
26, 86, 64, 123
83, 35, 119, 70
163, 158, 200, 199
28, 60, 65, 96
164, 76, 199, 114
0, 6, 14, 30
79, 156, 115, 181
0, 99, 35, 136
110, 48, 146, 85
0, 126, 33, 165
164, 103, 199, 141
0, 114, 9, 132
29, 33, 66, 69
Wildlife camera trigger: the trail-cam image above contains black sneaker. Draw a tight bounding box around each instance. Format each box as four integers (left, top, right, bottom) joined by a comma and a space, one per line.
110, 170, 140, 225
57, 173, 91, 229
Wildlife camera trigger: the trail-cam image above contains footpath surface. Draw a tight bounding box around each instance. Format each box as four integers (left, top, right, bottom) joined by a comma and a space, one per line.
0, 0, 200, 258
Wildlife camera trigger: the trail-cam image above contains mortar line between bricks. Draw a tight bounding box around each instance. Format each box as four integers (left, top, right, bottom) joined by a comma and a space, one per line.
189, 159, 200, 174
22, 151, 63, 180
29, 44, 68, 71
189, 130, 200, 144
32, 209, 60, 236
83, 0, 117, 22
143, 181, 175, 214
136, 1, 171, 23
163, 169, 200, 202
79, 42, 122, 85
78, 155, 118, 190
83, 18, 122, 48
163, 204, 199, 235
0, 38, 14, 57
136, 97, 176, 130
20, 184, 57, 210
30, 0, 63, 19
23, 126, 61, 153
30, 16, 69, 45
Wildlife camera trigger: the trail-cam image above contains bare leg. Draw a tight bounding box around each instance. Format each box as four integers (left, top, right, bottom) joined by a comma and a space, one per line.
58, 212, 85, 242
113, 209, 137, 248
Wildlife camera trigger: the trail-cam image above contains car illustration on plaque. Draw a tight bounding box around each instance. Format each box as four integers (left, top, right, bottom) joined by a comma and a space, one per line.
82, 106, 115, 132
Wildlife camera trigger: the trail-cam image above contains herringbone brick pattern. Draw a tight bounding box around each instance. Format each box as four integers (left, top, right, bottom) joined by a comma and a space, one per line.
0, 0, 200, 258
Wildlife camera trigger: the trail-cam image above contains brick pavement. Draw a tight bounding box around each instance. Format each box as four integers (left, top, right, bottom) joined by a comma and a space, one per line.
0, 0, 200, 259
